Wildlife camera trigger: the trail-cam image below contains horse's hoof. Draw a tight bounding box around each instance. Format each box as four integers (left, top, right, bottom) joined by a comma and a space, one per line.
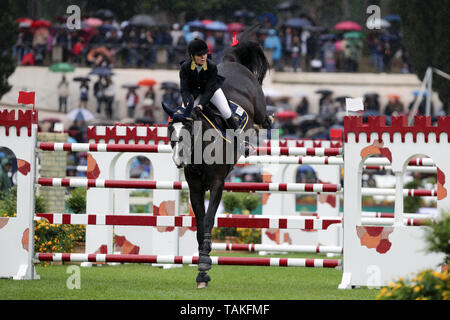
196, 281, 208, 289
197, 255, 212, 271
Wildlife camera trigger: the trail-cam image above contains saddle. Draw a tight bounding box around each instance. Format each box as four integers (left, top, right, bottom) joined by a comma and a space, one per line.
199, 100, 248, 143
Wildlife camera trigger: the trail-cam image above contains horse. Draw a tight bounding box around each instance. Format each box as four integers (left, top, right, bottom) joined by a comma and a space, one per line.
162, 25, 273, 288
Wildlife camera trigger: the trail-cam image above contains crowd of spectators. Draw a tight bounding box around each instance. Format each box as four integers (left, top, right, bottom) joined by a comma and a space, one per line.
13, 14, 411, 74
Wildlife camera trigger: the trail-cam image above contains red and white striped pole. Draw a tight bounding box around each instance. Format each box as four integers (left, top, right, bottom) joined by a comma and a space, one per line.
36, 178, 341, 194
35, 253, 342, 268
212, 243, 344, 254
35, 213, 343, 230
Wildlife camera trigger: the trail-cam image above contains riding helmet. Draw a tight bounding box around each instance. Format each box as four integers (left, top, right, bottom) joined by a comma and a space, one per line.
188, 38, 209, 56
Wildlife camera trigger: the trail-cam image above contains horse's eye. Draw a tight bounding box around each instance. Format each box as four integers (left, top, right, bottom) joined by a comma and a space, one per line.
179, 136, 183, 142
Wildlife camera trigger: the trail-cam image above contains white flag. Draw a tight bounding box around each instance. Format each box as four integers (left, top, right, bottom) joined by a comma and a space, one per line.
345, 97, 364, 112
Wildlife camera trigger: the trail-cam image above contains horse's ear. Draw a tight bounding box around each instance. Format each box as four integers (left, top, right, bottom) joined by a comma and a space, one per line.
162, 102, 175, 116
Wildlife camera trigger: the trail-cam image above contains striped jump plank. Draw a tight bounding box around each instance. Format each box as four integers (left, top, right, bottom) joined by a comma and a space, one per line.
38, 142, 172, 153
35, 213, 343, 230
212, 243, 344, 254
361, 188, 437, 197
37, 178, 341, 194
254, 147, 342, 156
38, 143, 342, 157
34, 253, 342, 268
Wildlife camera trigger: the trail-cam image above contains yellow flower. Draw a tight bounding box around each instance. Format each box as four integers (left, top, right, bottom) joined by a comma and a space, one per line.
413, 286, 421, 293
388, 282, 395, 288
393, 284, 402, 292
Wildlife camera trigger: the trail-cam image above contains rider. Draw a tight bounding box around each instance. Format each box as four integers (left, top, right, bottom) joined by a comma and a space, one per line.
172, 38, 239, 130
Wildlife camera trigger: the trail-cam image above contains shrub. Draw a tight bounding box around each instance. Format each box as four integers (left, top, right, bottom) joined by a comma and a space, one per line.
424, 211, 450, 266
67, 187, 86, 214
222, 193, 241, 213
239, 194, 261, 213
0, 186, 48, 217
377, 210, 450, 300
34, 218, 85, 254
403, 180, 423, 213
377, 269, 449, 300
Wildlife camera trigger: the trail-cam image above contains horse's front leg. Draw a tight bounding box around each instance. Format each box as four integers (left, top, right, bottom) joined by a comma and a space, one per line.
198, 180, 225, 272
188, 185, 205, 254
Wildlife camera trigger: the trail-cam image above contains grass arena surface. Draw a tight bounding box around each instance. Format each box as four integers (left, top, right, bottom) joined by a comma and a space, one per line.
1, 252, 378, 300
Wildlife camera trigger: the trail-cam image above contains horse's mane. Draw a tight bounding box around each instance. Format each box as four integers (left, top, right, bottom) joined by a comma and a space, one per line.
222, 24, 269, 85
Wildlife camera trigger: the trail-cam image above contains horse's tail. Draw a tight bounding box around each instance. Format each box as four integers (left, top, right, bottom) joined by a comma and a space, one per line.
223, 24, 269, 85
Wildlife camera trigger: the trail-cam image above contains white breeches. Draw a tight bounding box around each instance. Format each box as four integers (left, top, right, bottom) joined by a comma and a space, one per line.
184, 89, 232, 119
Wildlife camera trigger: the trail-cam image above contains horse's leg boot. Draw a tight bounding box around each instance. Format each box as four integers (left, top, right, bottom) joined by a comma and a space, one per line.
198, 255, 212, 271
196, 271, 211, 289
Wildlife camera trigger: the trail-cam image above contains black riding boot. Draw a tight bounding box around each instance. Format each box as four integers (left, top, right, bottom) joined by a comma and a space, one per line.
226, 116, 239, 130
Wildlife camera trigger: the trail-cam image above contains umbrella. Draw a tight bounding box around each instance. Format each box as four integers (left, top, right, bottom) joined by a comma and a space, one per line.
83, 18, 103, 27
31, 19, 51, 29
122, 84, 139, 89
98, 24, 118, 32
319, 34, 337, 41
15, 17, 33, 28
334, 21, 362, 31
258, 13, 278, 27
129, 14, 160, 27
66, 108, 95, 122
49, 62, 75, 73
366, 18, 390, 29
233, 10, 255, 19
343, 31, 364, 39
384, 14, 401, 22
94, 9, 116, 20
187, 20, 205, 28
274, 110, 298, 120
161, 81, 179, 90
206, 21, 227, 31
89, 67, 114, 76
138, 78, 157, 86
283, 17, 312, 29
276, 1, 300, 11
315, 89, 333, 96
73, 76, 90, 82
227, 22, 245, 33
201, 19, 213, 26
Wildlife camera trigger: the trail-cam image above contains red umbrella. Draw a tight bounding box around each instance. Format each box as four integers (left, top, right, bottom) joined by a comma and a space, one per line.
15, 17, 33, 25
333, 21, 362, 31
138, 78, 157, 86
31, 19, 51, 29
227, 22, 245, 33
201, 19, 213, 26
84, 17, 103, 27
274, 110, 298, 120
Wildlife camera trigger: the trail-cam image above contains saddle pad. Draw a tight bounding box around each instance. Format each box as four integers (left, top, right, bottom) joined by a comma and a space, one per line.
201, 100, 248, 143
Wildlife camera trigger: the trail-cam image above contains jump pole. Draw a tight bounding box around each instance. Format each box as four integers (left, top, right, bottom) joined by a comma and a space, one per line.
35, 253, 342, 268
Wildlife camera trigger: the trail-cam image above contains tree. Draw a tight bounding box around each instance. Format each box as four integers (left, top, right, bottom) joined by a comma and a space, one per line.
394, 0, 450, 113
0, 0, 17, 99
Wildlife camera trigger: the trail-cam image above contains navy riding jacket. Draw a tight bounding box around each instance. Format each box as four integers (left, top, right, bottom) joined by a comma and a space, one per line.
179, 58, 225, 110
